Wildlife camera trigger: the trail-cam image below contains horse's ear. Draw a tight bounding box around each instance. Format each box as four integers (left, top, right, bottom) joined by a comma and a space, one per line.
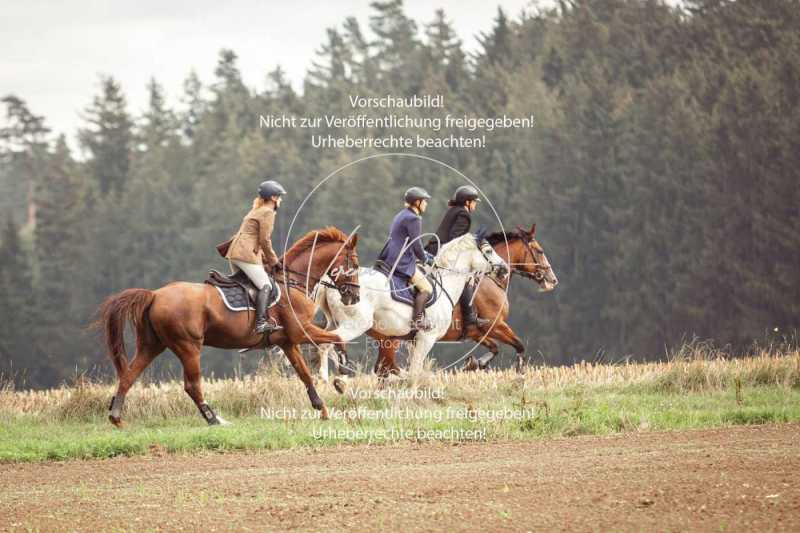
347, 225, 361, 248
529, 223, 536, 236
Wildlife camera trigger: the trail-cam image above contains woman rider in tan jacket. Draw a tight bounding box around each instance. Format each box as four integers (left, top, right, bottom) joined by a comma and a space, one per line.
225, 180, 286, 333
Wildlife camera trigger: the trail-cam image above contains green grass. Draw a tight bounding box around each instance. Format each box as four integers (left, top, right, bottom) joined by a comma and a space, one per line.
3, 348, 798, 462
2, 384, 798, 463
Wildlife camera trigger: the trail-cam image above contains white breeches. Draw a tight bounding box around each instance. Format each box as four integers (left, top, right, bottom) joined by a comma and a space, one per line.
231, 260, 272, 290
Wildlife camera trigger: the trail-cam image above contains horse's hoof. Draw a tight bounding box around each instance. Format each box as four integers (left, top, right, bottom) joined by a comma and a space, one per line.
109, 415, 124, 428
463, 356, 479, 372
478, 353, 496, 370
320, 405, 330, 421
333, 377, 347, 394
215, 416, 233, 426
337, 365, 355, 377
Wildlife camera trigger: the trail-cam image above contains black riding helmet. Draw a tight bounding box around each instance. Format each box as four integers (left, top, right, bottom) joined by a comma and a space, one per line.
452, 185, 481, 205
404, 187, 431, 204
258, 180, 287, 199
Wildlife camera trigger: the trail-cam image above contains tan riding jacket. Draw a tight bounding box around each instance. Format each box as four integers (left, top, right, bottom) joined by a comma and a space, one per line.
225, 204, 280, 268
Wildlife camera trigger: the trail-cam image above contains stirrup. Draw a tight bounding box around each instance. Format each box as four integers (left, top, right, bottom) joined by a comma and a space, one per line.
255, 318, 282, 334
465, 315, 491, 329
411, 315, 432, 332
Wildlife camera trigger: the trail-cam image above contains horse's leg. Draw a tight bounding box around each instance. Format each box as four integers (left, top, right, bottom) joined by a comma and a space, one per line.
109, 338, 165, 427
301, 322, 351, 346
307, 322, 361, 385
484, 321, 526, 372
318, 343, 331, 383
464, 338, 499, 372
282, 343, 329, 420
173, 340, 229, 426
408, 334, 436, 376
477, 339, 500, 370
333, 344, 354, 376
313, 314, 331, 382
375, 339, 402, 378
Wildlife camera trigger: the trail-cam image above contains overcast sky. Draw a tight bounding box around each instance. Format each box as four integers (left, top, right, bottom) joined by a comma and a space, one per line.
2, 1, 543, 145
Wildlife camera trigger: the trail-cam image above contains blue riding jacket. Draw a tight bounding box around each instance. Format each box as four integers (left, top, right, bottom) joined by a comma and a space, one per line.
377, 207, 427, 278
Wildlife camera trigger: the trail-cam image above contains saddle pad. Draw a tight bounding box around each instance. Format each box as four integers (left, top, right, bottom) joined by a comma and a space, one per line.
214, 283, 281, 313
386, 272, 439, 308
215, 285, 254, 312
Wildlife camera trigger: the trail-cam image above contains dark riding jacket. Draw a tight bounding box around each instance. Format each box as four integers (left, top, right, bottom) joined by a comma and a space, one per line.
424, 205, 471, 255
377, 207, 427, 278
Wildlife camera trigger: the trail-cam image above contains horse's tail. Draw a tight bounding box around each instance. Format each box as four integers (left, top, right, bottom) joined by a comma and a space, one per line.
91, 289, 157, 377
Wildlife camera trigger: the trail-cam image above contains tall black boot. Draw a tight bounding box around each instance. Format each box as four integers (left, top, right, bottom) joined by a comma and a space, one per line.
460, 283, 489, 329
254, 284, 281, 334
411, 290, 432, 331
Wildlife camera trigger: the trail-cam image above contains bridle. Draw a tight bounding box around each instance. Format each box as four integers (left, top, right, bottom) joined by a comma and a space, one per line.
325, 245, 360, 302
280, 241, 360, 300
507, 228, 550, 283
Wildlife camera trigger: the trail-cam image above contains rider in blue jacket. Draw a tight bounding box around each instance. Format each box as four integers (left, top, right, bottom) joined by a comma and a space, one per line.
377, 187, 435, 330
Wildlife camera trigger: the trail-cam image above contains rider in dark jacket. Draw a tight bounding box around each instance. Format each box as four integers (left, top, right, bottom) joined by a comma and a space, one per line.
425, 185, 490, 330
378, 187, 435, 331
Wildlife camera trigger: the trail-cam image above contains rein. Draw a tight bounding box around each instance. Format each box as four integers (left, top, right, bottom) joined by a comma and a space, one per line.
426, 268, 456, 310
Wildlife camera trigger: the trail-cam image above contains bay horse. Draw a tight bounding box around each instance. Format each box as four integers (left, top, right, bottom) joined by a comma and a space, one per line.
372, 224, 557, 376
93, 227, 359, 426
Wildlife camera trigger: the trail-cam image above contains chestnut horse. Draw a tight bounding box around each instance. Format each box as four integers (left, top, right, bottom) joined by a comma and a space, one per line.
94, 227, 359, 426
373, 224, 557, 376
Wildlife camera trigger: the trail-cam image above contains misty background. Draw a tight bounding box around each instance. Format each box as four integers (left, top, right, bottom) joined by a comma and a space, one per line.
1, 0, 798, 389
2, 0, 535, 148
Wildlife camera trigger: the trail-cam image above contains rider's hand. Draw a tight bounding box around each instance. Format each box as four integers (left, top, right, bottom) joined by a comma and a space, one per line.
424, 252, 435, 266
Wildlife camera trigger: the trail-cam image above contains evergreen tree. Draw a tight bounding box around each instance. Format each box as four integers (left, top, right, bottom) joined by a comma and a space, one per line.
79, 76, 133, 195
0, 95, 50, 230
138, 78, 178, 152
180, 70, 206, 141
0, 216, 38, 385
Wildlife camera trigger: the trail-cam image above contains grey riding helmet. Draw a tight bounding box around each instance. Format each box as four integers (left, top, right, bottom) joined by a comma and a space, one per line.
404, 187, 431, 204
258, 180, 287, 199
452, 185, 481, 204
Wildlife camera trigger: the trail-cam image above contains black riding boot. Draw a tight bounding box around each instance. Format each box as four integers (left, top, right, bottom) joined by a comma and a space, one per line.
460, 282, 489, 329
254, 284, 281, 334
411, 290, 432, 331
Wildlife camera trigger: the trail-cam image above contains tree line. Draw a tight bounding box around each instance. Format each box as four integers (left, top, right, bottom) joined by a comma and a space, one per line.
1, 0, 798, 388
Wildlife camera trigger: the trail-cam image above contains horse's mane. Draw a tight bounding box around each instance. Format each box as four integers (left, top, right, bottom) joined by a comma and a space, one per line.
436, 232, 477, 267
283, 227, 349, 263
486, 230, 524, 245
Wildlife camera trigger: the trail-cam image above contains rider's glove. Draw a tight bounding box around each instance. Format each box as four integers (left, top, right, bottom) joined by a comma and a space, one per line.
424, 252, 435, 266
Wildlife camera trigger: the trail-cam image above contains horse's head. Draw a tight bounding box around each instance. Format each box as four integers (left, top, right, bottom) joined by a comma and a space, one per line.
284, 227, 360, 305
438, 230, 509, 279
508, 224, 558, 292
329, 232, 360, 305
